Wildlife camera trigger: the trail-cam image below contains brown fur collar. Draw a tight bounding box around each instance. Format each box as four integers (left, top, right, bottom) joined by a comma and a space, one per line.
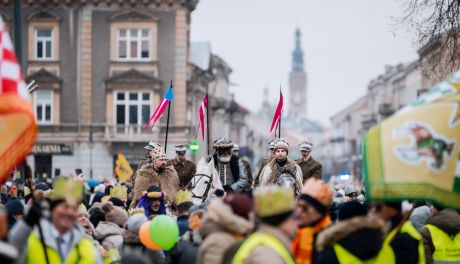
316, 216, 386, 251
265, 158, 297, 185
133, 164, 179, 204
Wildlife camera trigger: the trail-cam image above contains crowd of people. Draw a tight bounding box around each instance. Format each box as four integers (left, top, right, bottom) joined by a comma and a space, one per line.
0, 137, 458, 264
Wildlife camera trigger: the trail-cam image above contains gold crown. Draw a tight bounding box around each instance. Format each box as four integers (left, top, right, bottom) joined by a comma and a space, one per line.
254, 186, 294, 217
175, 190, 193, 205
110, 186, 128, 201
48, 177, 83, 206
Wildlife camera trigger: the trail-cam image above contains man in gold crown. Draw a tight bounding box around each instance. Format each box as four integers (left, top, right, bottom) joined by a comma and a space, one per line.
133, 147, 180, 208
259, 138, 303, 196
9, 177, 102, 264
231, 186, 297, 264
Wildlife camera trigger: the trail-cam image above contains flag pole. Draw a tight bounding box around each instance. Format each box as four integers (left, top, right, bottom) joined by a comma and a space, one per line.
164, 80, 173, 153
206, 87, 210, 155
278, 86, 282, 138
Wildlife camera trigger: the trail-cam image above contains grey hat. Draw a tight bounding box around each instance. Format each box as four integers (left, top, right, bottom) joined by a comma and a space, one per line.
127, 213, 148, 232
232, 144, 239, 152
144, 140, 161, 151
175, 144, 187, 152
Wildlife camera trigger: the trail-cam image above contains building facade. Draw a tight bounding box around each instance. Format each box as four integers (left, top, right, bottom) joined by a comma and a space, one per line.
1, 0, 199, 180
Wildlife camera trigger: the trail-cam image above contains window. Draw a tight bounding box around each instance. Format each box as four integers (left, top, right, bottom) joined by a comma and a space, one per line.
115, 91, 151, 125
35, 28, 52, 59
117, 29, 150, 60
35, 90, 53, 123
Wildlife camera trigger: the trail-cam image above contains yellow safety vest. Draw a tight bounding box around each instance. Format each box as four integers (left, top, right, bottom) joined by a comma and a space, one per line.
333, 243, 395, 264
26, 232, 96, 264
233, 233, 295, 264
425, 224, 460, 263
385, 221, 426, 264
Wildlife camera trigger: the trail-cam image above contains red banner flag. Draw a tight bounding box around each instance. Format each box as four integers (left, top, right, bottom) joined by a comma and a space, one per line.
270, 91, 283, 132
0, 18, 37, 183
195, 95, 207, 140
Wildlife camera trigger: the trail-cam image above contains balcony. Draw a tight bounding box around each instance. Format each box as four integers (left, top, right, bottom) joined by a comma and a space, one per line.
361, 113, 377, 130
105, 124, 160, 142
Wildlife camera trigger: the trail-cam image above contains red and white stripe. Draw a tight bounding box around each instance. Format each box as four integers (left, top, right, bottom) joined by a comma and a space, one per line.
0, 18, 27, 99
145, 98, 169, 131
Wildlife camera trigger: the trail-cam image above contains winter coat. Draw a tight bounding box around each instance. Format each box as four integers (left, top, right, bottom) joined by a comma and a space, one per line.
196, 199, 253, 264
240, 223, 294, 264
121, 230, 166, 264
133, 164, 180, 205
259, 159, 303, 196
9, 219, 102, 264
254, 157, 271, 187
316, 216, 387, 264
171, 158, 196, 188
93, 221, 124, 250
196, 155, 249, 192
169, 230, 202, 264
409, 205, 432, 231
295, 156, 322, 181
177, 215, 189, 237
420, 208, 460, 264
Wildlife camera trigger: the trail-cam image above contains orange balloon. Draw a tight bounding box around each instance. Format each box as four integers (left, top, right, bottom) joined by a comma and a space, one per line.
139, 221, 162, 250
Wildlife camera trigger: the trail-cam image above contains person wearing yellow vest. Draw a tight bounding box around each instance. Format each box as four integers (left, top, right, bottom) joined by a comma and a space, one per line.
9, 178, 102, 264
419, 204, 460, 264
316, 200, 395, 263
291, 177, 333, 264
371, 202, 425, 264
232, 186, 297, 264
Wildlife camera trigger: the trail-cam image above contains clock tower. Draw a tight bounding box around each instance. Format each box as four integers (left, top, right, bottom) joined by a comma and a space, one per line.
289, 28, 308, 120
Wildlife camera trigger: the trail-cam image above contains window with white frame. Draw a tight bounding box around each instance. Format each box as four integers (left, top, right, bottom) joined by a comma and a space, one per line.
35, 28, 53, 59
35, 90, 53, 123
117, 28, 150, 60
115, 91, 151, 125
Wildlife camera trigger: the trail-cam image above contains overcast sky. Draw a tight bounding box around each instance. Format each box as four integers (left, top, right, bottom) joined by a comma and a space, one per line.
191, 0, 419, 125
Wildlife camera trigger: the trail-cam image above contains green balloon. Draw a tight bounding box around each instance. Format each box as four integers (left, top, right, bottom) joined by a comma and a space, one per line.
149, 215, 179, 250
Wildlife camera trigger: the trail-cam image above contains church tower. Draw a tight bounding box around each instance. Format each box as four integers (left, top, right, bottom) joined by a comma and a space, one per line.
289, 28, 308, 120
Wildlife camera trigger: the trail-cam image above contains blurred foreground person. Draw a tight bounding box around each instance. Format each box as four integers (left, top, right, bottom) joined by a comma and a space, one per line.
230, 186, 296, 264
197, 192, 253, 264
316, 200, 396, 263
259, 138, 303, 196
175, 190, 194, 236
371, 202, 425, 264
0, 205, 17, 263
292, 178, 333, 264
419, 204, 460, 263
9, 178, 102, 263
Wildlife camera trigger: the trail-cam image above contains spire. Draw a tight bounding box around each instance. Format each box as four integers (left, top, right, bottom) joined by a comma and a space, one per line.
292, 28, 304, 73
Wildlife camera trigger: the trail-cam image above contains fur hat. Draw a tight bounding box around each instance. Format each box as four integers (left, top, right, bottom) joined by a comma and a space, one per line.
268, 138, 277, 150
102, 202, 128, 227
273, 138, 289, 153
213, 138, 233, 149
148, 147, 167, 162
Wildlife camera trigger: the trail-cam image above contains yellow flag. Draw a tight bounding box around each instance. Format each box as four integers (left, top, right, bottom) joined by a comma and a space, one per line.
115, 152, 133, 182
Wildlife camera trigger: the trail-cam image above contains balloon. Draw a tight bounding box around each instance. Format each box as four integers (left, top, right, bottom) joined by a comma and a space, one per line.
149, 215, 179, 250
139, 221, 162, 250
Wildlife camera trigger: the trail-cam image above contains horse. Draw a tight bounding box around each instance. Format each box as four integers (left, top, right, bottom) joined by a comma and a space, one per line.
188, 157, 223, 205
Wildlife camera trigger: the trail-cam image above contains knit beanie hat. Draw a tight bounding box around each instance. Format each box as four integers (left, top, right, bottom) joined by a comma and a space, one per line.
223, 192, 253, 220
299, 178, 333, 216
102, 202, 128, 227
338, 200, 368, 221
127, 213, 148, 232
5, 199, 24, 216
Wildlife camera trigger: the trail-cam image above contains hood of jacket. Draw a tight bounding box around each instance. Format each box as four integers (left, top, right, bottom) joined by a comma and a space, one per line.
94, 221, 124, 240
316, 216, 386, 260
426, 208, 460, 236
199, 199, 253, 238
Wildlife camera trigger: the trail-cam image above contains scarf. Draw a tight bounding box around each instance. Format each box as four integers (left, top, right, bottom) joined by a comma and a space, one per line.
292, 215, 331, 264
